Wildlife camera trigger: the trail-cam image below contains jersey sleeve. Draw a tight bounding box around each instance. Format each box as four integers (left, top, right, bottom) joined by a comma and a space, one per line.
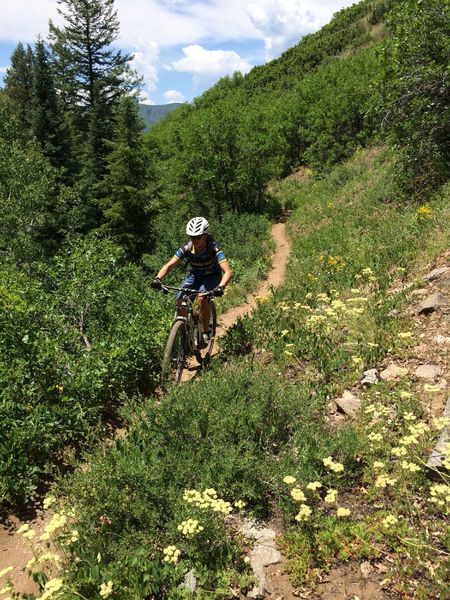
175, 245, 187, 260
214, 241, 226, 263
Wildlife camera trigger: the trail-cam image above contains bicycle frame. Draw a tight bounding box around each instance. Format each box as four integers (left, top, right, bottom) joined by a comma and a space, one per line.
155, 285, 217, 386
162, 285, 213, 353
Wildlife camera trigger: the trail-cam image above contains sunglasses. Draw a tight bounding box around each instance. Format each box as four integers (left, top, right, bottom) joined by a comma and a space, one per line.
190, 234, 205, 240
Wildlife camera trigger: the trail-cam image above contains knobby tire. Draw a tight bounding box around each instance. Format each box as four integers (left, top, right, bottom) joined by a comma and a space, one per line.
161, 320, 188, 387
202, 301, 217, 365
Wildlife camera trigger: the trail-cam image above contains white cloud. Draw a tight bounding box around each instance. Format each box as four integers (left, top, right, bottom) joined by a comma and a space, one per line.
245, 0, 356, 58
0, 66, 8, 74
139, 90, 155, 105
171, 45, 251, 78
0, 0, 61, 42
130, 39, 160, 92
116, 0, 259, 48
164, 89, 186, 103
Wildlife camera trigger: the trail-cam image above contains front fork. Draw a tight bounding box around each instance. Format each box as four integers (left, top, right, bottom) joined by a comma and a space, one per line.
173, 308, 201, 352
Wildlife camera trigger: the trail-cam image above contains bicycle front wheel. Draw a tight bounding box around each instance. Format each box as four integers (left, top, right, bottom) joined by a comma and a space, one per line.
161, 320, 188, 387
203, 300, 217, 362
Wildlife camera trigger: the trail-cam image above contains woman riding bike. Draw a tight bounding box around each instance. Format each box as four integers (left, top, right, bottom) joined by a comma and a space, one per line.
151, 217, 232, 346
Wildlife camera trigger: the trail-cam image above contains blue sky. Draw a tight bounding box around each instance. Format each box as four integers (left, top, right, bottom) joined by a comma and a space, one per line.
0, 0, 356, 105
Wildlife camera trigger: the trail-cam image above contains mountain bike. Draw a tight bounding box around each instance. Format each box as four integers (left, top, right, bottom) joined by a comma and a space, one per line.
156, 285, 217, 387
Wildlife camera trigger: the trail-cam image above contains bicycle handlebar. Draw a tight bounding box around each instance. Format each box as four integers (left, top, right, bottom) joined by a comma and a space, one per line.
156, 285, 214, 298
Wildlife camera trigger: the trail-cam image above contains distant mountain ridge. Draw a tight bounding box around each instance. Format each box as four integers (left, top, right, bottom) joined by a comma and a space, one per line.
138, 103, 184, 130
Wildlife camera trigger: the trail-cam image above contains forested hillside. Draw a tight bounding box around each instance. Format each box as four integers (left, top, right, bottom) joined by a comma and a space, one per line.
1, 1, 449, 595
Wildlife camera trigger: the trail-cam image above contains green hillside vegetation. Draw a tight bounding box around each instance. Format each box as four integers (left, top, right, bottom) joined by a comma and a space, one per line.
0, 0, 449, 594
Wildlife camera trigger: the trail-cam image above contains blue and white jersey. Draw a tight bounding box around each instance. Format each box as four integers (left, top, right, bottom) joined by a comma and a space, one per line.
175, 237, 226, 276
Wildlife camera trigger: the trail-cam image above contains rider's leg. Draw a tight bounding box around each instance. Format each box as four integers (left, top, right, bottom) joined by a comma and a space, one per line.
198, 294, 210, 333
198, 271, 221, 334
176, 273, 196, 317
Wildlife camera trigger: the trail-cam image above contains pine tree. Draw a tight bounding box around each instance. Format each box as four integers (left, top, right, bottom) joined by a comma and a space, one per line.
3, 42, 34, 130
31, 39, 73, 173
48, 0, 139, 111
97, 96, 152, 257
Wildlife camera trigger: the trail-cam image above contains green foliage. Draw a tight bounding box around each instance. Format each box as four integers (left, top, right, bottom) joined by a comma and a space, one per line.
97, 96, 153, 257
372, 0, 450, 198
0, 138, 61, 263
55, 361, 335, 596
3, 41, 34, 131
31, 39, 73, 173
48, 0, 137, 109
0, 237, 169, 504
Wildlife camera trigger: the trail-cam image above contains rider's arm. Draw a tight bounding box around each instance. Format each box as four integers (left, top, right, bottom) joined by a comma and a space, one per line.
218, 259, 232, 288
156, 256, 181, 280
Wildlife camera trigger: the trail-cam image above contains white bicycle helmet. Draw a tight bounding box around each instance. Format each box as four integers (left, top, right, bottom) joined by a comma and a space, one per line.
186, 217, 209, 236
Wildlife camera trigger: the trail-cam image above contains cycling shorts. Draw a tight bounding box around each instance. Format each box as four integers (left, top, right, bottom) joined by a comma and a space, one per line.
177, 270, 221, 301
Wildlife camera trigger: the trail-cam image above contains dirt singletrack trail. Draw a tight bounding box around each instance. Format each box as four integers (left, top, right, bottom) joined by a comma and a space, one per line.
181, 221, 291, 382
218, 221, 291, 334
0, 221, 291, 593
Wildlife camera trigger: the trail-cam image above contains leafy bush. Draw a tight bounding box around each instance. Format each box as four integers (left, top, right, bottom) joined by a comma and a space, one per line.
0, 237, 169, 504
371, 0, 450, 198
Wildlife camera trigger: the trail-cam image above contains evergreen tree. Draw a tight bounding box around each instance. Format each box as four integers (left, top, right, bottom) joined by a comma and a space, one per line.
80, 90, 112, 224
31, 39, 73, 173
48, 0, 138, 111
3, 42, 34, 130
97, 96, 152, 257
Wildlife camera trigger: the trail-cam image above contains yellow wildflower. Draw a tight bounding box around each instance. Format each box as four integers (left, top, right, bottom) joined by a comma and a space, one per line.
40, 578, 64, 600
306, 481, 322, 491
295, 504, 312, 522
373, 461, 385, 470
403, 412, 416, 422
290, 488, 306, 502
324, 489, 337, 504
283, 476, 296, 485
416, 204, 433, 218
177, 519, 204, 537
391, 446, 407, 457
368, 432, 383, 443
70, 530, 79, 543
99, 581, 114, 598
234, 500, 246, 510
398, 332, 413, 339
336, 507, 351, 517
375, 475, 397, 488
43, 496, 57, 510
401, 461, 421, 473
23, 529, 36, 540
17, 524, 30, 535
399, 391, 412, 399
163, 545, 181, 564
382, 515, 398, 528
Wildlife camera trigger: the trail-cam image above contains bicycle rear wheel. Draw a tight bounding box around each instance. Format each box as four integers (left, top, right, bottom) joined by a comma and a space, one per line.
161, 320, 188, 387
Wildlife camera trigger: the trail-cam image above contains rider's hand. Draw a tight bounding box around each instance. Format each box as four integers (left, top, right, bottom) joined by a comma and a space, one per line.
151, 277, 162, 290
213, 285, 224, 297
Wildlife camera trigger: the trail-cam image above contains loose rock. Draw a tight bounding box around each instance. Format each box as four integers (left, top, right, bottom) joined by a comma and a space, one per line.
361, 368, 379, 386
360, 561, 373, 579
335, 391, 361, 417
380, 363, 408, 381
434, 335, 450, 345
181, 569, 197, 592
410, 288, 429, 297
416, 293, 443, 315
239, 519, 281, 599
423, 266, 449, 281
427, 396, 450, 472
415, 364, 441, 380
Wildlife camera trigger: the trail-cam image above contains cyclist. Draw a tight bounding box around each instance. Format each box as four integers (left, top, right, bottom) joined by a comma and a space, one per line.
151, 217, 232, 346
